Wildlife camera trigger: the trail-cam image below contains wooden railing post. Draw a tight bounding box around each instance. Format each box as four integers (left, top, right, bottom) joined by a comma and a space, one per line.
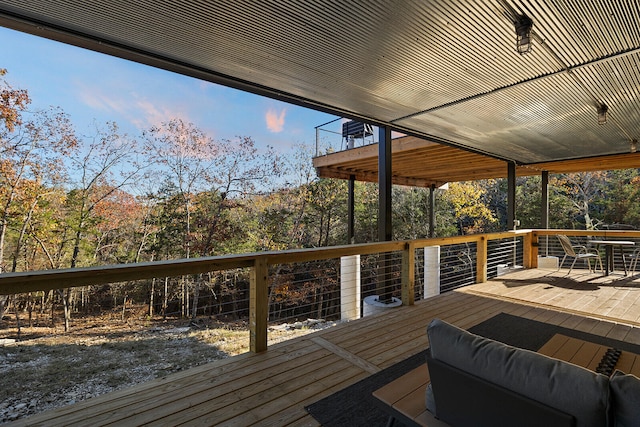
523, 231, 537, 268
250, 256, 268, 353
401, 242, 415, 306
476, 236, 488, 283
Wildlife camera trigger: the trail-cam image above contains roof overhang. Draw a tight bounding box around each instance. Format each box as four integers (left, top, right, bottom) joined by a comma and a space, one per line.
1, 1, 639, 165
313, 136, 640, 187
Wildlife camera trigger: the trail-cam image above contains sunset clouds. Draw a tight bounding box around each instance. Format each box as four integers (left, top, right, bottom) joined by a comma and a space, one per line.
265, 107, 286, 132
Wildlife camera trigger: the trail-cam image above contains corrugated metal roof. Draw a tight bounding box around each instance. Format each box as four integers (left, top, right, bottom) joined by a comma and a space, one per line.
1, 0, 639, 164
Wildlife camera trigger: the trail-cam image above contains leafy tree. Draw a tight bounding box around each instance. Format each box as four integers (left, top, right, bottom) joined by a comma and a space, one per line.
64, 122, 142, 268
439, 181, 497, 234
143, 119, 218, 259
595, 170, 640, 228
0, 68, 30, 133
92, 188, 145, 264
197, 135, 281, 255
56, 122, 142, 330
354, 182, 379, 242
0, 74, 75, 324
392, 187, 431, 239
304, 178, 347, 247
143, 120, 282, 317
552, 172, 606, 230
0, 105, 76, 273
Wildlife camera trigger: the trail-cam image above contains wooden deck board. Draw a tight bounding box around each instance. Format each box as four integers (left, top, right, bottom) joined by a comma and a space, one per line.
9, 268, 640, 427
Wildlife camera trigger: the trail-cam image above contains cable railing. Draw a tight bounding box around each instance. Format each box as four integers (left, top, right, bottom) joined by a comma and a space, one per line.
537, 232, 640, 273
487, 236, 524, 278
2, 229, 640, 355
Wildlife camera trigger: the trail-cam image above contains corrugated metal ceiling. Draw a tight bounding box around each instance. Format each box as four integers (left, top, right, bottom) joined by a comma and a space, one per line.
1, 0, 639, 164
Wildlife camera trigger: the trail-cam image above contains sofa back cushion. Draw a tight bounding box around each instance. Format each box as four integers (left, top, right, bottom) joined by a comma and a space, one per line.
610, 370, 640, 427
427, 318, 610, 427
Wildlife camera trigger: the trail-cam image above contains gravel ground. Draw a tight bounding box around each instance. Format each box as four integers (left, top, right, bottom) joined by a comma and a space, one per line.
0, 315, 336, 424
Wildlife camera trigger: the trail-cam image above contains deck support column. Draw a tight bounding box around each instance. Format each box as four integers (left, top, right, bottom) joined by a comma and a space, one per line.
377, 125, 393, 303
250, 257, 268, 353
424, 245, 440, 298
429, 184, 436, 238
476, 236, 488, 283
541, 170, 549, 256
507, 161, 517, 230
348, 175, 355, 244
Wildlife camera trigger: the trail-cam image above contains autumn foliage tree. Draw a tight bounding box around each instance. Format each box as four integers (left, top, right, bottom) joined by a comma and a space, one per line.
0, 68, 30, 133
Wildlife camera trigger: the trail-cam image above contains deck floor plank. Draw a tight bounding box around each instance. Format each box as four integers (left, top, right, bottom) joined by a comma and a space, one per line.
9, 268, 640, 427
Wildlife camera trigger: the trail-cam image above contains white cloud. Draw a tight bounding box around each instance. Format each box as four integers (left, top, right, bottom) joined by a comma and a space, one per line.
75, 82, 196, 132
265, 107, 286, 133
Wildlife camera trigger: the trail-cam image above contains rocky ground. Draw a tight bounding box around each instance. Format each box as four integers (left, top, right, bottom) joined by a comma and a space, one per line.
0, 312, 336, 424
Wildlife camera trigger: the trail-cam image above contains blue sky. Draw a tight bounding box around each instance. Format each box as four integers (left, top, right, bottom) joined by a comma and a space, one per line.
1, 26, 340, 155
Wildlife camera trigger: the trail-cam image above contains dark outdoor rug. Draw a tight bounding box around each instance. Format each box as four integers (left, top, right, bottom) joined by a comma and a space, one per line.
305, 312, 640, 426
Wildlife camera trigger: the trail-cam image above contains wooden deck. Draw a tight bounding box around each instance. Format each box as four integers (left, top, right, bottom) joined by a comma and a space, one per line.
10, 268, 640, 426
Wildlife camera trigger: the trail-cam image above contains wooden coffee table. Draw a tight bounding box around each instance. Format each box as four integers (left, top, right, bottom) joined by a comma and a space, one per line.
538, 333, 640, 376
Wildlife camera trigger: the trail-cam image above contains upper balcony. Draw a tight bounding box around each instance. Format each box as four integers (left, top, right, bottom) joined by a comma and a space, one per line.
313, 120, 640, 189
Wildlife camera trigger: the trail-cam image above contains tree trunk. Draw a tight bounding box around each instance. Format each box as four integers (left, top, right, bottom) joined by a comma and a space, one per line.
191, 277, 200, 319
57, 289, 72, 332
0, 190, 17, 273
163, 277, 168, 319
27, 294, 33, 328
0, 296, 8, 323
149, 279, 155, 317
50, 294, 56, 328
15, 305, 21, 341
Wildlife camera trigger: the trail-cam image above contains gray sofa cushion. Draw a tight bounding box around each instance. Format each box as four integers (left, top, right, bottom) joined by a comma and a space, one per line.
427, 318, 610, 427
610, 370, 640, 427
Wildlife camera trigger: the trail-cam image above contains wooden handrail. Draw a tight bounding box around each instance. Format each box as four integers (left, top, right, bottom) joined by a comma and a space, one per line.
3, 229, 640, 353
3, 229, 635, 295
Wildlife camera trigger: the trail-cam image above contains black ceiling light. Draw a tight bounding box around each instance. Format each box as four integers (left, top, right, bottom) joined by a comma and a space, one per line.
597, 103, 608, 125
515, 14, 533, 54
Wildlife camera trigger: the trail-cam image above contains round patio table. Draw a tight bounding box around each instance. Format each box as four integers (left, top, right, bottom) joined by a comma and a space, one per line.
588, 240, 635, 276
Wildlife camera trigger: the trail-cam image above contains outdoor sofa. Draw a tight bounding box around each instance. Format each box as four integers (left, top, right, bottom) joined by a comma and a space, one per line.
425, 318, 640, 427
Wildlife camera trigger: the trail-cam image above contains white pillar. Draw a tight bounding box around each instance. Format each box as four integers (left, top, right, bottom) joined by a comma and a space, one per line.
340, 255, 361, 320
424, 246, 440, 299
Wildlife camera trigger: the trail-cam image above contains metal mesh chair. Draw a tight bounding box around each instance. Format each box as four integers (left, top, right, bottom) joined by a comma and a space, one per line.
556, 235, 603, 274
630, 247, 640, 275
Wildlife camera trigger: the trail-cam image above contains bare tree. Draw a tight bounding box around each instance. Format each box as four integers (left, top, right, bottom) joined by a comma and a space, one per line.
58, 122, 143, 331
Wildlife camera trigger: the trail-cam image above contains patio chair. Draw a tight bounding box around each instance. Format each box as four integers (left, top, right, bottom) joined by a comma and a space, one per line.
630, 247, 640, 275
556, 235, 603, 274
